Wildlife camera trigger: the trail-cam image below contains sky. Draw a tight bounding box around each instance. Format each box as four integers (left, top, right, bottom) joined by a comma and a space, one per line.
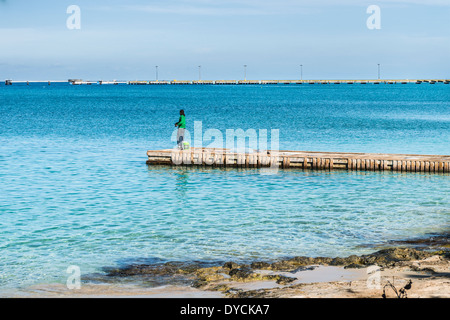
0, 0, 449, 80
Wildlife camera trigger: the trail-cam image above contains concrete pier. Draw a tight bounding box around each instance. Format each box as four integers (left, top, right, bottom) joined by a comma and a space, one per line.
147, 148, 450, 173
130, 79, 450, 85
2, 79, 449, 85
3, 80, 68, 85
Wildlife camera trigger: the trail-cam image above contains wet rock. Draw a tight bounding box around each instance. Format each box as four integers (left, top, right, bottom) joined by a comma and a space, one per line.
192, 279, 209, 288
225, 288, 245, 297
361, 248, 433, 267
223, 261, 240, 270
287, 256, 315, 265
229, 267, 253, 280
290, 265, 316, 273
312, 257, 333, 265
330, 257, 348, 266
192, 266, 228, 288
250, 261, 271, 269
409, 265, 437, 274
275, 275, 297, 285
211, 284, 231, 292
226, 287, 275, 298
196, 267, 225, 280
283, 256, 332, 267
346, 255, 362, 265
330, 255, 362, 266
433, 250, 450, 260
344, 263, 365, 269
270, 261, 295, 271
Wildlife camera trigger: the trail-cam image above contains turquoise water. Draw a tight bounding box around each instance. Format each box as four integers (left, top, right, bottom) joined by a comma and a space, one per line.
0, 83, 449, 290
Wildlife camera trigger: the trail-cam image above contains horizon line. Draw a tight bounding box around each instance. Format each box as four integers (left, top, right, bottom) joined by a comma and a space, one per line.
3, 78, 450, 82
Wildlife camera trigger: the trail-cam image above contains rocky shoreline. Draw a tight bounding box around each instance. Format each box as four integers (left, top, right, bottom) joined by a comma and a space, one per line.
6, 232, 448, 298
94, 232, 449, 298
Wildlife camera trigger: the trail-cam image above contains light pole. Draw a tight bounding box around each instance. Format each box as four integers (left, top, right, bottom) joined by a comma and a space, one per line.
198, 65, 201, 81
377, 63, 380, 80
300, 64, 303, 81
155, 66, 158, 82
244, 65, 247, 81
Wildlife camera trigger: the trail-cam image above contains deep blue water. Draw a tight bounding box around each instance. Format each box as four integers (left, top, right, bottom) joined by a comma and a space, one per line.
0, 83, 449, 290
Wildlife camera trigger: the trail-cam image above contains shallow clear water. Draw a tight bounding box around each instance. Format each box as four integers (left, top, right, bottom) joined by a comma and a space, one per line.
0, 83, 449, 289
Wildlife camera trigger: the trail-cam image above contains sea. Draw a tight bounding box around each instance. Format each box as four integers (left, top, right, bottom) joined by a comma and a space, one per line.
0, 82, 449, 291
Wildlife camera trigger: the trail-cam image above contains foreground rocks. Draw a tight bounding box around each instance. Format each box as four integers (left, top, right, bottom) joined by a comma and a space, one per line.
98, 246, 448, 298
228, 254, 450, 298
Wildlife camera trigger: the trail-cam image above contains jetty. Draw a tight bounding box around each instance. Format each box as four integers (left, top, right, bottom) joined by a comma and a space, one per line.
147, 148, 450, 173
3, 79, 449, 86
130, 79, 450, 85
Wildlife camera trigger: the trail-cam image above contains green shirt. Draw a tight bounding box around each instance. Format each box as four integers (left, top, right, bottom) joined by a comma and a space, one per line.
176, 115, 186, 129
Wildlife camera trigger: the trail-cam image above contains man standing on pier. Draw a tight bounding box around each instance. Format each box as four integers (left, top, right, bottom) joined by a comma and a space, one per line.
175, 109, 186, 149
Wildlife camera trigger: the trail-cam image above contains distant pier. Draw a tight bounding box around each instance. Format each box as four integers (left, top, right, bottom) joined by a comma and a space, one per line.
129, 79, 450, 85
2, 79, 449, 86
147, 148, 450, 173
